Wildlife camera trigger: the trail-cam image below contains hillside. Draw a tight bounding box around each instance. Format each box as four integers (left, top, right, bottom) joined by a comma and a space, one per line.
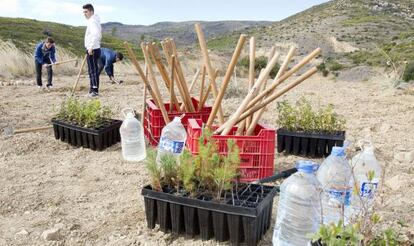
0, 17, 140, 57
102, 21, 270, 46
207, 0, 414, 70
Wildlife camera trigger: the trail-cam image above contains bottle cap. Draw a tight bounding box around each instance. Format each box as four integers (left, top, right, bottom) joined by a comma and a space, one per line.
296, 160, 319, 173
331, 146, 345, 157
173, 116, 181, 123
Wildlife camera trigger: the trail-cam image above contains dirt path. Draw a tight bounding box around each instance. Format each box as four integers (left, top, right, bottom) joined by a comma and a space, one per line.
1, 72, 413, 245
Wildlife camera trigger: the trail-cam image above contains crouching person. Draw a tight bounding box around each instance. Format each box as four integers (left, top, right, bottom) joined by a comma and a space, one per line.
99, 47, 124, 84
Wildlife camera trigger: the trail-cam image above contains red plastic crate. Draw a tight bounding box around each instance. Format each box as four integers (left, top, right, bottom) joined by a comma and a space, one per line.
143, 97, 212, 146
186, 118, 275, 182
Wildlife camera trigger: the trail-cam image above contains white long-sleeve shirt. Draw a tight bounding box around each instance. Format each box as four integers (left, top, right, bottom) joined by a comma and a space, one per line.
84, 14, 102, 50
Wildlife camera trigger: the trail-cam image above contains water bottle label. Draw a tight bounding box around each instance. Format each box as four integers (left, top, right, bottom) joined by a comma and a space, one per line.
327, 188, 351, 206
159, 137, 185, 154
360, 180, 378, 198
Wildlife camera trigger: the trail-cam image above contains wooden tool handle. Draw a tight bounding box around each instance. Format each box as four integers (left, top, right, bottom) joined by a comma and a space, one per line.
47, 58, 77, 67
71, 54, 88, 95
141, 42, 170, 124
179, 68, 201, 111
206, 34, 247, 129
169, 56, 176, 113
14, 125, 52, 134
170, 40, 195, 112
235, 67, 319, 128
220, 51, 279, 135
198, 66, 206, 111
195, 23, 225, 124
124, 42, 170, 125
245, 47, 321, 111
246, 46, 297, 135
148, 43, 180, 110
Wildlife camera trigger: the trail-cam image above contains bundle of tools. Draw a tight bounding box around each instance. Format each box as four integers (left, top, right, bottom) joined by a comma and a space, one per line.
125, 23, 321, 136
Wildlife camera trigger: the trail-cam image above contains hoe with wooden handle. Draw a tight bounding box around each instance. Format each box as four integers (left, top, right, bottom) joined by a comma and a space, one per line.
2, 125, 52, 136
46, 58, 78, 67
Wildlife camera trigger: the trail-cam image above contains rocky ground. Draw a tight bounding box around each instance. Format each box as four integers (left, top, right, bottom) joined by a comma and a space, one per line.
1, 69, 413, 245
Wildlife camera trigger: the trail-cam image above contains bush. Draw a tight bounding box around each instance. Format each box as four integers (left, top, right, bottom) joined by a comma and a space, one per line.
403, 61, 414, 82
317, 62, 329, 77
277, 98, 346, 133
238, 55, 280, 78
145, 130, 240, 200
56, 97, 112, 128
328, 60, 344, 71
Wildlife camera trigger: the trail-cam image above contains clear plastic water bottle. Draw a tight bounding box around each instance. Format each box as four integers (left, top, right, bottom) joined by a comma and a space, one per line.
316, 146, 352, 226
273, 160, 322, 246
350, 142, 381, 217
120, 108, 146, 161
156, 116, 187, 165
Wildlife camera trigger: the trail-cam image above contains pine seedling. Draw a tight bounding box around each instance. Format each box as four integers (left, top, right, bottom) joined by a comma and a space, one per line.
213, 139, 240, 200
159, 153, 179, 189
145, 148, 162, 191
195, 129, 220, 192
178, 149, 196, 196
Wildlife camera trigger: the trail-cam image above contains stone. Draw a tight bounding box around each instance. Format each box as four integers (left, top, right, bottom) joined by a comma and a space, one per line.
405, 150, 414, 163
41, 223, 64, 241
386, 175, 405, 191
16, 229, 29, 236
41, 228, 61, 241
69, 224, 80, 231
394, 151, 406, 162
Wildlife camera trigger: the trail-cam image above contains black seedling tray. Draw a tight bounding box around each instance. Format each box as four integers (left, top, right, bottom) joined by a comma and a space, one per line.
277, 128, 345, 157
51, 118, 122, 151
141, 183, 278, 246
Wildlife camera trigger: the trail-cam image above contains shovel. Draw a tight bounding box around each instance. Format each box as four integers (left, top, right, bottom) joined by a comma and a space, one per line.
2, 125, 52, 136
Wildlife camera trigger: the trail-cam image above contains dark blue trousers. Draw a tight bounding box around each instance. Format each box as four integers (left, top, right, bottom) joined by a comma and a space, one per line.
86, 48, 101, 93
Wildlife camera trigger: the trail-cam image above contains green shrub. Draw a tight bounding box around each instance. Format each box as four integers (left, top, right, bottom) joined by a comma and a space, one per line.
238, 55, 280, 78
145, 130, 240, 200
317, 62, 329, 77
328, 60, 344, 71
309, 220, 363, 246
56, 97, 112, 128
403, 61, 414, 82
277, 98, 346, 133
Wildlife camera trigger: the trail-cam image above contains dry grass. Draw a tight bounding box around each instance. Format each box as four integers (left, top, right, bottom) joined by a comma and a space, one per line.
0, 41, 34, 78
0, 40, 79, 79
0, 40, 137, 80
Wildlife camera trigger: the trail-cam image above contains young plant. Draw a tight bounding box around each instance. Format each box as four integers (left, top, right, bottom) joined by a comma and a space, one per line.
194, 129, 221, 192
159, 153, 179, 189
144, 130, 241, 201
296, 98, 316, 132
56, 97, 112, 128
277, 98, 346, 133
145, 148, 162, 191
212, 139, 240, 200
178, 149, 196, 196
310, 220, 363, 246
277, 101, 298, 131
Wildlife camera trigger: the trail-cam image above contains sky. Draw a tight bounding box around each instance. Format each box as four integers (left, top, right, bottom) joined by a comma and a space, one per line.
0, 0, 330, 26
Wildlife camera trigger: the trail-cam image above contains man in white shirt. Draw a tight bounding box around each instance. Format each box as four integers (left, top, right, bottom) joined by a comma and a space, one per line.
83, 3, 102, 98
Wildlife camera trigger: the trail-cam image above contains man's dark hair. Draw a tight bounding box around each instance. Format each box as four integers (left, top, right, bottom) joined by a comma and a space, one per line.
45, 37, 55, 44
116, 52, 124, 61
83, 3, 94, 12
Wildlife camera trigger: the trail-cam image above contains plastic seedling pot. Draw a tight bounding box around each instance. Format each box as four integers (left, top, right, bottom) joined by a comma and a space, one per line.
52, 118, 122, 151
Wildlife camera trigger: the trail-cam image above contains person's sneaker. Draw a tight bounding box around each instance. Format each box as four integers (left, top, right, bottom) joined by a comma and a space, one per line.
46, 85, 53, 91
37, 85, 43, 90
87, 92, 99, 98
